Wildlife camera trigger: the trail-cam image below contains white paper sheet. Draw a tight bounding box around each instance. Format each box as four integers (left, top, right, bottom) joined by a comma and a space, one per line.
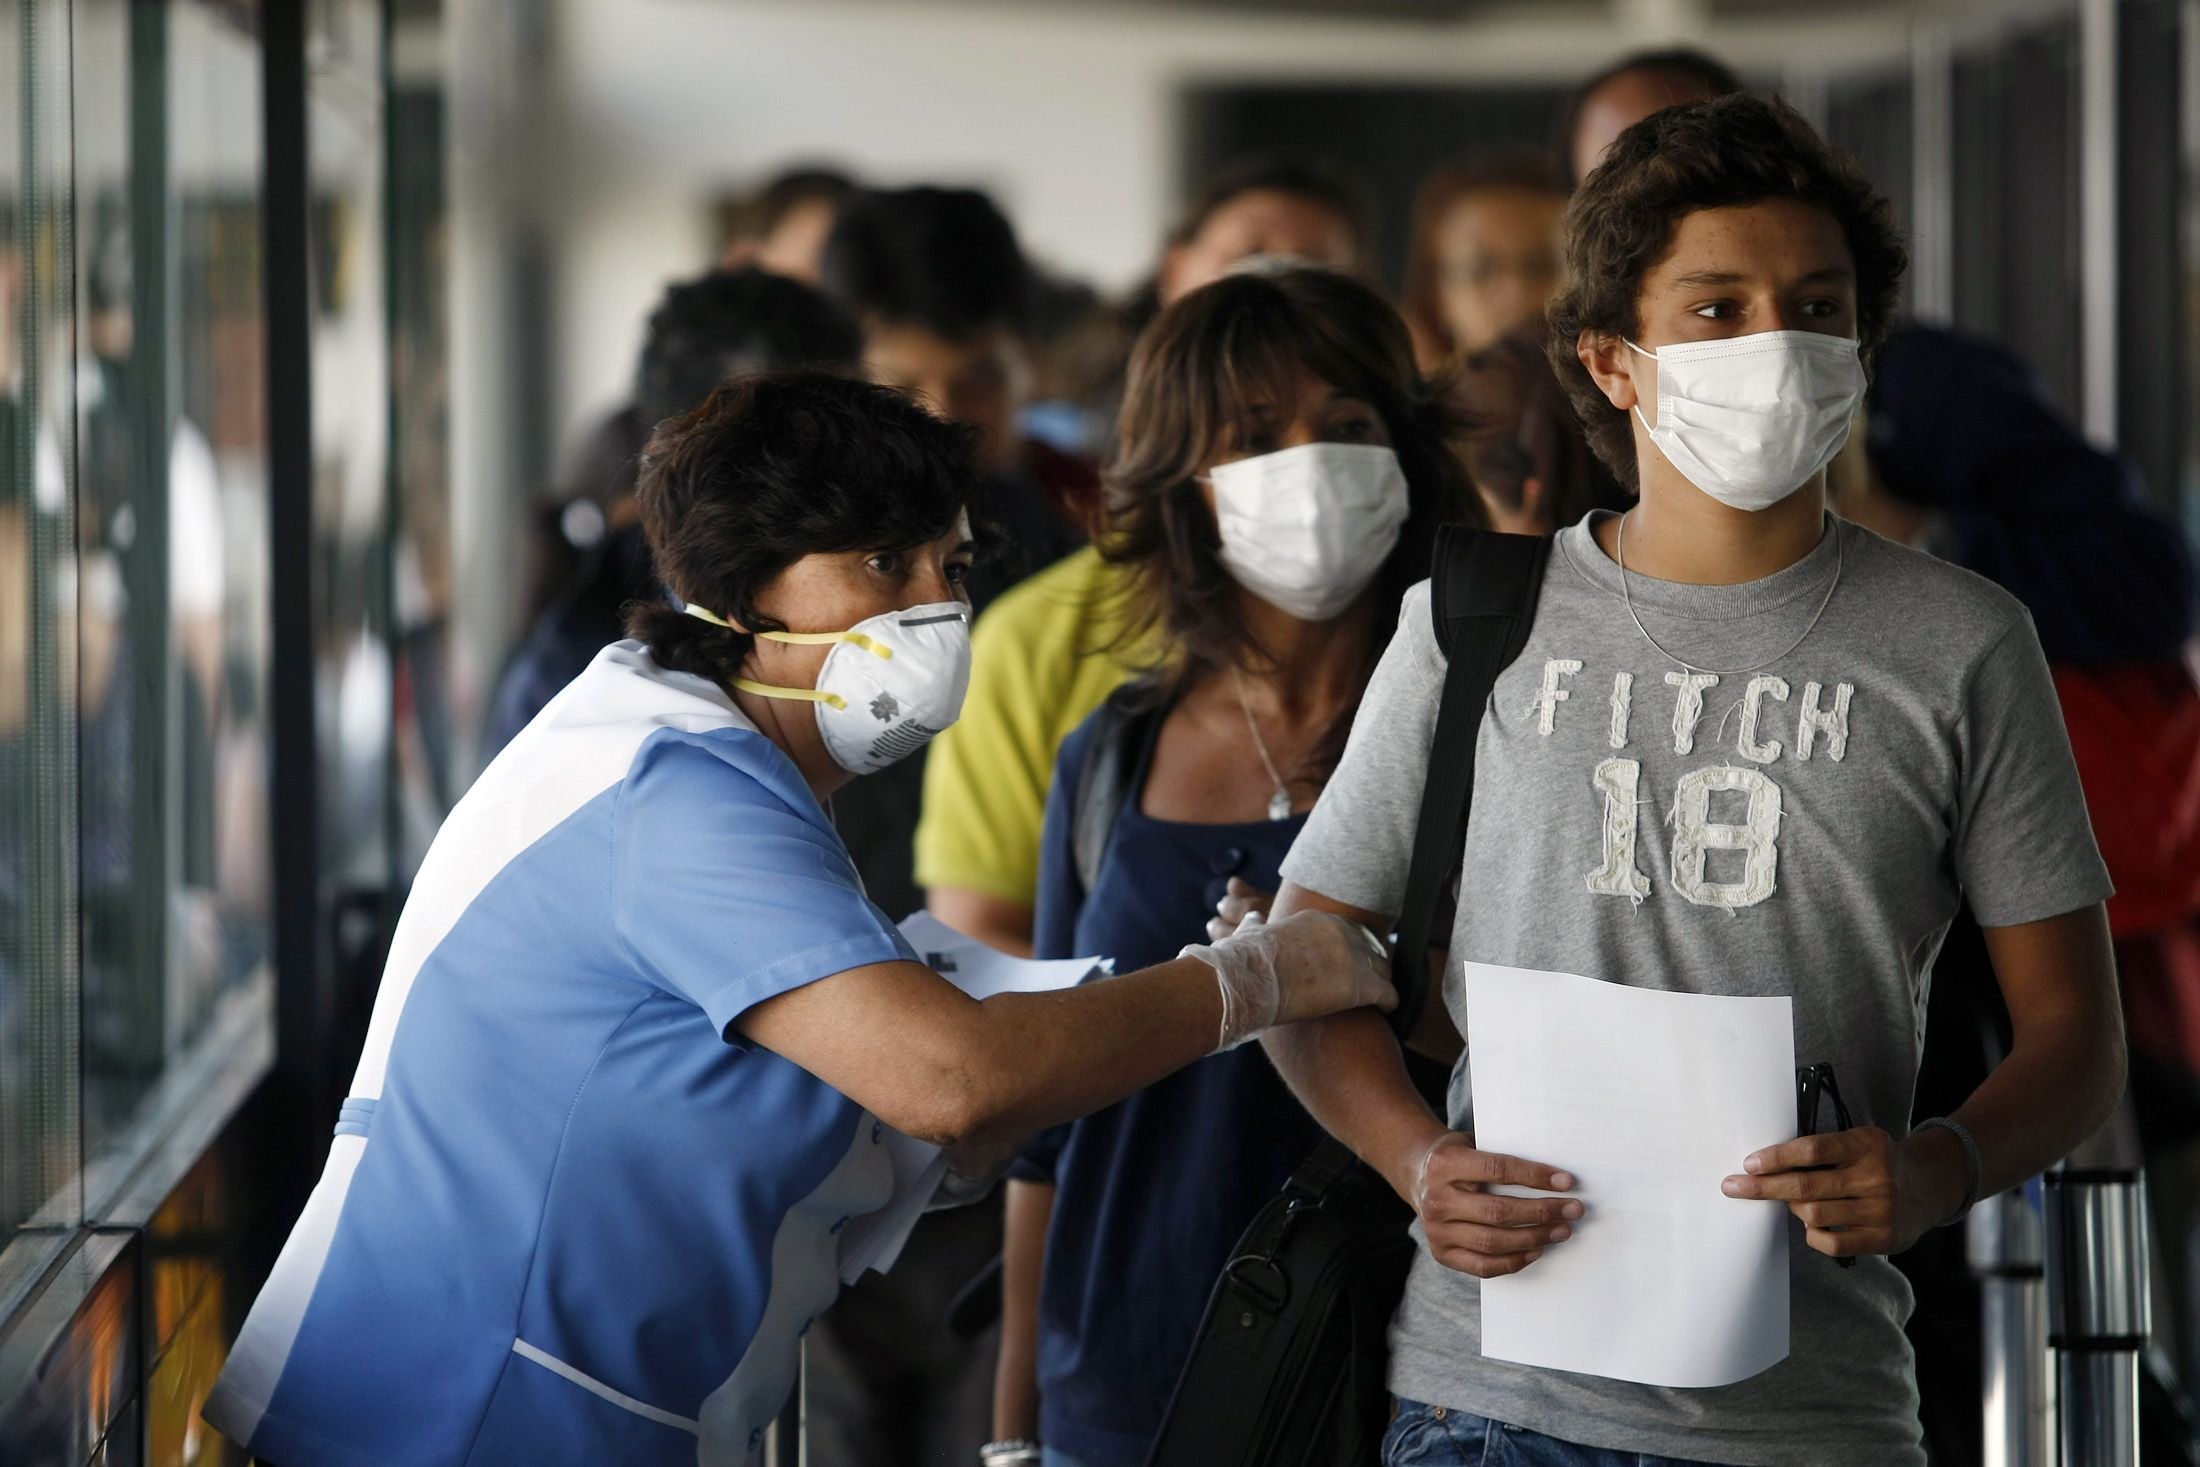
1464, 961, 1796, 1388
835, 912, 1111, 1283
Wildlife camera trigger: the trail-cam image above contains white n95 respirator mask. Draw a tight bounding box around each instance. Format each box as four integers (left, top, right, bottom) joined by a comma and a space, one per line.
1206, 441, 1410, 622
685, 601, 973, 775
1625, 330, 1866, 511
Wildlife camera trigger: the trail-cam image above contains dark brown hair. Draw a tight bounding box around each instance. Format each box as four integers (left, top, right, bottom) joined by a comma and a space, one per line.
628, 370, 977, 691
1545, 93, 1908, 491
1103, 266, 1478, 703
1401, 152, 1568, 368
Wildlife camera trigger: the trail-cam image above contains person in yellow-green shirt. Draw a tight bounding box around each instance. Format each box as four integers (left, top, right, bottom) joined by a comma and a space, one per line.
916, 545, 1144, 954
919, 160, 1373, 955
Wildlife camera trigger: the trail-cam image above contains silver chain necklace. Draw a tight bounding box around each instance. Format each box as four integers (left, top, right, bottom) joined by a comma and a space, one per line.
1614, 510, 1845, 678
1230, 665, 1297, 821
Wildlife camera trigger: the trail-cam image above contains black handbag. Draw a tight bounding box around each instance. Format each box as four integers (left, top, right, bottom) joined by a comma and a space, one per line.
1144, 527, 1552, 1467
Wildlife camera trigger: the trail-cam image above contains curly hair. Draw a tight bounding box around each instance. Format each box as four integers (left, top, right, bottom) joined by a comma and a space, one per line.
628, 370, 978, 691
1545, 93, 1908, 491
1104, 266, 1478, 697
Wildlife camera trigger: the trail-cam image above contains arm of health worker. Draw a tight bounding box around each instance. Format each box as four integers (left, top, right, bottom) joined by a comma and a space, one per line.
736, 908, 1394, 1154
1210, 876, 1462, 1067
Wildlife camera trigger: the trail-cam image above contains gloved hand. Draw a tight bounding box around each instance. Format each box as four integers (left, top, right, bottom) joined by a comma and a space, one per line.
1179, 909, 1395, 1052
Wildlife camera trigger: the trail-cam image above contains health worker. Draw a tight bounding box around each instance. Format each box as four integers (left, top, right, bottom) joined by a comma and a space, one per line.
204, 371, 1393, 1467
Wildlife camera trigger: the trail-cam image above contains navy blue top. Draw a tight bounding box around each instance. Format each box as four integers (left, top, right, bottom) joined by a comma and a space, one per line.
1864, 323, 2195, 665
1017, 699, 1325, 1467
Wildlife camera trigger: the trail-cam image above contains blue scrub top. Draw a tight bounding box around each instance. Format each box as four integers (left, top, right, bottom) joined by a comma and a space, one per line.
206, 644, 915, 1467
1017, 699, 1325, 1467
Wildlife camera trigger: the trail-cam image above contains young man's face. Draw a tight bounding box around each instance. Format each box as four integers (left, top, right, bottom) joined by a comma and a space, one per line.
1581, 197, 1858, 492
863, 321, 1028, 474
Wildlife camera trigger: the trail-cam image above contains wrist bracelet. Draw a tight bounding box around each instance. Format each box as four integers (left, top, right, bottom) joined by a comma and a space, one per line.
1914, 1116, 1983, 1226
980, 1439, 1042, 1467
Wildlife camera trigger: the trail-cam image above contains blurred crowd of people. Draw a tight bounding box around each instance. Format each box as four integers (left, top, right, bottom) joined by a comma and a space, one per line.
478, 43, 2198, 1467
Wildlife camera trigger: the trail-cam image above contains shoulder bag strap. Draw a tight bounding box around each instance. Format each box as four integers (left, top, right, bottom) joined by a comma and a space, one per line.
1388, 528, 1552, 1041
1071, 684, 1163, 895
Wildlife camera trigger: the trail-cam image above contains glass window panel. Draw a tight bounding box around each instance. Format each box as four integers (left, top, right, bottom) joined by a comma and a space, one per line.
0, 0, 85, 1264
170, 0, 270, 1058
390, 16, 457, 870
71, 0, 149, 1170
74, 0, 272, 1184
306, 0, 392, 1045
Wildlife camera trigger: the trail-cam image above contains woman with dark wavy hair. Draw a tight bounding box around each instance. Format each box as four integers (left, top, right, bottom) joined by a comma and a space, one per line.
989, 266, 1476, 1467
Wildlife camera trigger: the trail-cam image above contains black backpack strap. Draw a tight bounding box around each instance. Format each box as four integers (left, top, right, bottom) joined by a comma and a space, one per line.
1071, 683, 1166, 895
1389, 528, 1552, 1041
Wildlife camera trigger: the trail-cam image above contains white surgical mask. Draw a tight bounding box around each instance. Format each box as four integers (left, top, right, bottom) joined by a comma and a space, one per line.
684, 600, 972, 775
1625, 330, 1865, 511
1205, 442, 1410, 622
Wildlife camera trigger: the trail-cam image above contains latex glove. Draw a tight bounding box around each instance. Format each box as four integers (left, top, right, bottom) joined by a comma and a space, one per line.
1179, 909, 1395, 1052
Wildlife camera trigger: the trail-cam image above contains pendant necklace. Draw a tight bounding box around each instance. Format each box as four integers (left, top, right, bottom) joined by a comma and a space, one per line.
1615, 510, 1844, 678
1230, 665, 1297, 821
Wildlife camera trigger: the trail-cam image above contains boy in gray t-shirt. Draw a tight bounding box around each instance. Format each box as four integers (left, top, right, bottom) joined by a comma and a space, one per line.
1267, 96, 2124, 1467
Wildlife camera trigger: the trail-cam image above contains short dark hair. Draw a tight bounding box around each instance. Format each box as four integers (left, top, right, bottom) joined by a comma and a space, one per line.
632, 267, 862, 426
1105, 267, 1477, 697
1544, 93, 1908, 491
629, 371, 978, 689
1560, 47, 1743, 181
819, 186, 1028, 341
1168, 156, 1369, 255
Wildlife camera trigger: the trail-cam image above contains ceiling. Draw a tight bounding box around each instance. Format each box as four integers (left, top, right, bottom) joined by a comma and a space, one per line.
901, 0, 1926, 19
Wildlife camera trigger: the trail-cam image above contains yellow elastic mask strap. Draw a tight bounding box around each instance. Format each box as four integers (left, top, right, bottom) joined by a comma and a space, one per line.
681, 602, 893, 661
730, 676, 847, 712
757, 627, 893, 660
679, 604, 887, 713
682, 603, 736, 630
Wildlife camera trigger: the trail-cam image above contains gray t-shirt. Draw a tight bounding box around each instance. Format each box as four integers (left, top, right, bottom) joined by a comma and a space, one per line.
1280, 513, 2111, 1466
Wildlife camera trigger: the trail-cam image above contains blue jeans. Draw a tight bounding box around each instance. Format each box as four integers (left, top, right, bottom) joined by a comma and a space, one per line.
1043, 1451, 1098, 1467
1382, 1399, 1722, 1467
